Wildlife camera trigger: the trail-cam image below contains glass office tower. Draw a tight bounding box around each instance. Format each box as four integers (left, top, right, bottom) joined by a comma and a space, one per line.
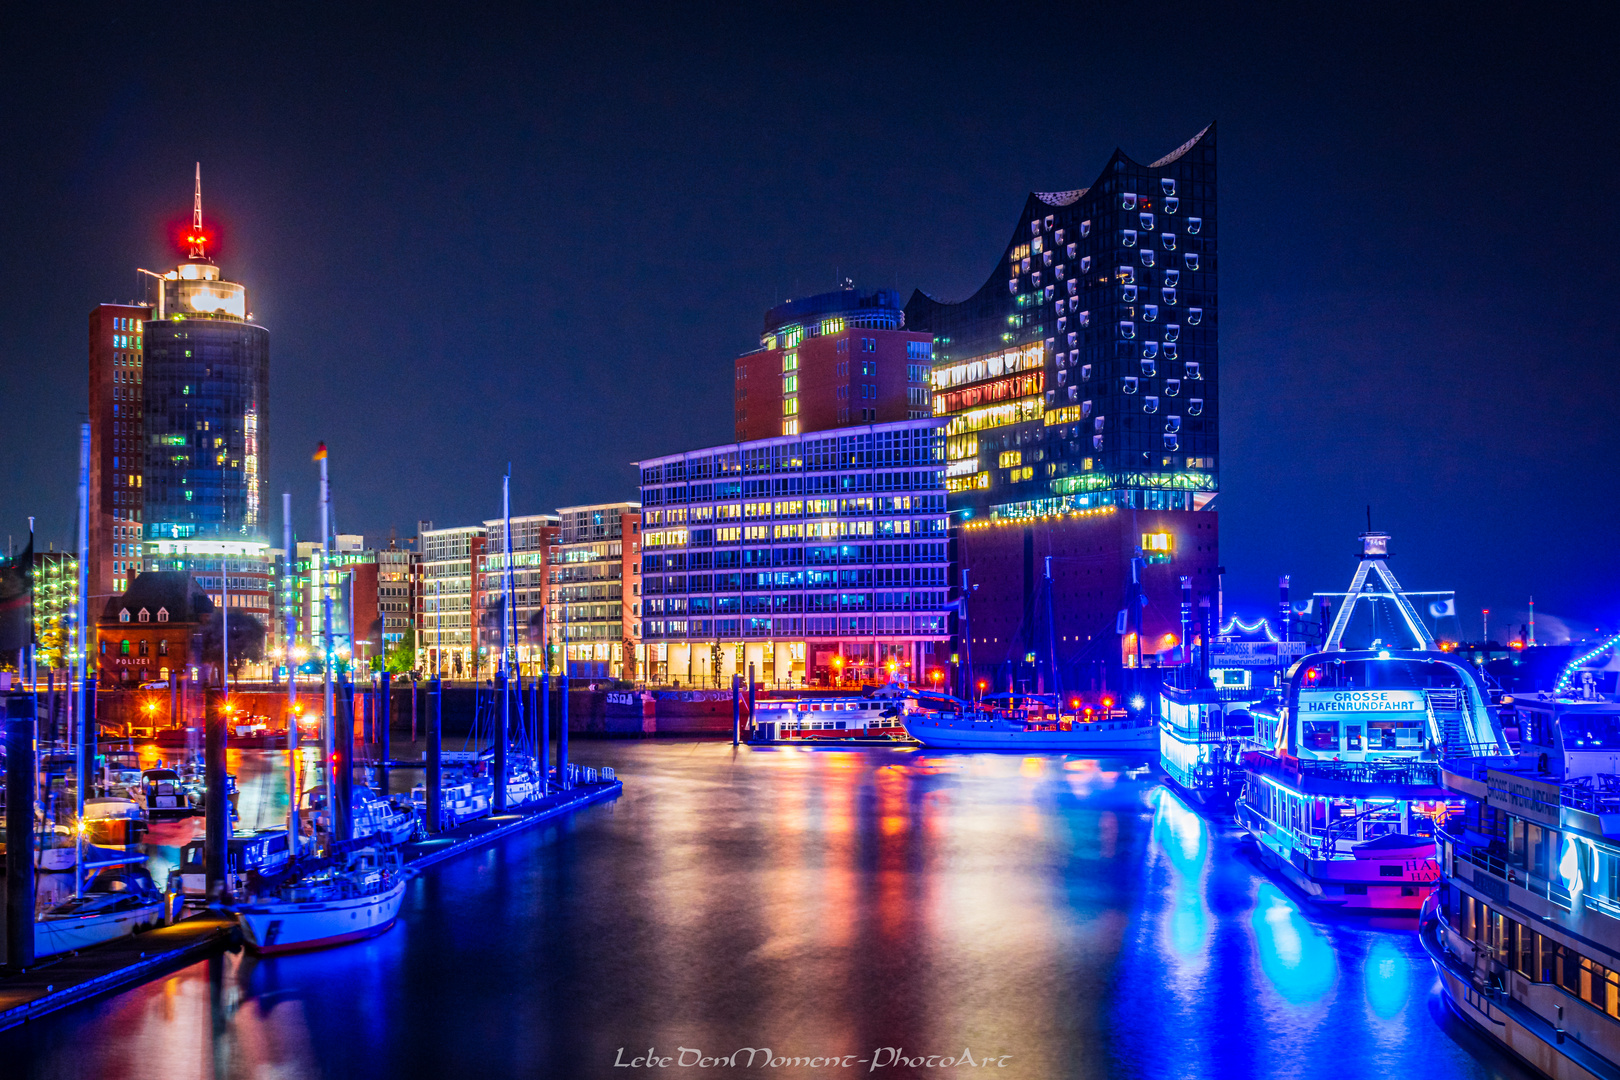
142, 252, 272, 627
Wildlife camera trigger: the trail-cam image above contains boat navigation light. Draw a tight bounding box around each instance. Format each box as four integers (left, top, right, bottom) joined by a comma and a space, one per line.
1377, 649, 1391, 659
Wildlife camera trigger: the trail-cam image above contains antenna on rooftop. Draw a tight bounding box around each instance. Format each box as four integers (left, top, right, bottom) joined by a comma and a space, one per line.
187, 163, 208, 259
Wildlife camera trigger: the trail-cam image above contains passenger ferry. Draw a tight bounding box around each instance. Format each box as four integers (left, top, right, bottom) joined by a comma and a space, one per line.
1425, 693, 1620, 1079
902, 692, 1156, 753
750, 686, 914, 742
1235, 532, 1509, 913
1159, 684, 1255, 807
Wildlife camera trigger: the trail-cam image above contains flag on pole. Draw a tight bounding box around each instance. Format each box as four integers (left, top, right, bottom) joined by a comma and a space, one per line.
1429, 598, 1456, 617
0, 537, 34, 653
313, 442, 327, 461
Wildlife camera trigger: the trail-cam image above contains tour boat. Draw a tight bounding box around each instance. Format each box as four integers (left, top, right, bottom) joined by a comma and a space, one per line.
1424, 694, 1620, 1078
1159, 684, 1254, 807
902, 693, 1157, 753
750, 688, 915, 743
35, 867, 165, 957
233, 846, 410, 955
1234, 532, 1509, 913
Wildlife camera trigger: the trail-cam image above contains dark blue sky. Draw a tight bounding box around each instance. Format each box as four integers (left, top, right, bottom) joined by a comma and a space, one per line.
2, 4, 1615, 642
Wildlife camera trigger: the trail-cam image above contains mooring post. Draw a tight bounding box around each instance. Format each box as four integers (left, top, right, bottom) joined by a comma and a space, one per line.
732, 673, 741, 747
494, 669, 509, 813
558, 674, 570, 789
6, 694, 37, 970
336, 674, 354, 843
427, 676, 443, 834
748, 663, 756, 723
540, 670, 551, 792
204, 687, 230, 904
378, 671, 392, 793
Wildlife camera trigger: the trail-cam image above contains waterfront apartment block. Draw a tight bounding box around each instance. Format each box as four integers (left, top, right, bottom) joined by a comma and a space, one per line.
88, 303, 150, 603
548, 504, 640, 680
418, 524, 484, 679
636, 420, 949, 688
734, 288, 934, 442
905, 124, 1219, 689
481, 513, 559, 676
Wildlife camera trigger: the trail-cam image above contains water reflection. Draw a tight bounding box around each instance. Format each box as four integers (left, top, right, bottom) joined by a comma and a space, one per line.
8, 742, 1531, 1080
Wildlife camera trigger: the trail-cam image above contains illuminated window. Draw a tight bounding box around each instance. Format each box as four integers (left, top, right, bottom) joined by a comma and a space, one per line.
1142, 532, 1173, 553
783, 351, 798, 372
998, 450, 1021, 468
783, 374, 797, 393
119, 608, 130, 622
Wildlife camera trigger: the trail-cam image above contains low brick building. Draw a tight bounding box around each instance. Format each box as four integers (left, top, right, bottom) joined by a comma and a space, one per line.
97, 571, 215, 686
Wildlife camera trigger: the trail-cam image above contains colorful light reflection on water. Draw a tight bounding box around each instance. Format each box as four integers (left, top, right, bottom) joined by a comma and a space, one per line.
5, 743, 1532, 1079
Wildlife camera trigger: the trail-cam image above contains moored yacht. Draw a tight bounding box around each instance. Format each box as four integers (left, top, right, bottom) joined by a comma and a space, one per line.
233, 846, 409, 955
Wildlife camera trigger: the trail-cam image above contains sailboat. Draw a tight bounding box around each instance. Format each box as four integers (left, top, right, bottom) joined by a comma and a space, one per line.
228, 443, 411, 953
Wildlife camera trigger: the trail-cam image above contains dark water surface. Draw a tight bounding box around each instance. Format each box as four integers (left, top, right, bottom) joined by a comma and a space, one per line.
6, 741, 1533, 1079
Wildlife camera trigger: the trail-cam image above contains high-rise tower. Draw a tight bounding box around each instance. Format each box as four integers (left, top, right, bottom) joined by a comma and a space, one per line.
89, 301, 151, 602
140, 166, 273, 629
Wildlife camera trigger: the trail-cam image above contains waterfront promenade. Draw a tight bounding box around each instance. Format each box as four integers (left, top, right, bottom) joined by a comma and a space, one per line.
3, 740, 1534, 1080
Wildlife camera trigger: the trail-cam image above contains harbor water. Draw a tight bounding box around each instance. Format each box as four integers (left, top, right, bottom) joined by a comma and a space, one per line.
5, 741, 1534, 1079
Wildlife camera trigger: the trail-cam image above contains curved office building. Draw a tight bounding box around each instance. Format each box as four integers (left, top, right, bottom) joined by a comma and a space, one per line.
906, 123, 1217, 518
906, 125, 1219, 694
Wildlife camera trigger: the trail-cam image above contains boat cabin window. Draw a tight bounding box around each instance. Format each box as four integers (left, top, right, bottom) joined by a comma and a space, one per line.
1345, 725, 1362, 751
1302, 720, 1339, 752
1367, 719, 1424, 750
1558, 712, 1620, 749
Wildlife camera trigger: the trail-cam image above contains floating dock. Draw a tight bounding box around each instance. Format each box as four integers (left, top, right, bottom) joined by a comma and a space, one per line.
0, 778, 623, 1033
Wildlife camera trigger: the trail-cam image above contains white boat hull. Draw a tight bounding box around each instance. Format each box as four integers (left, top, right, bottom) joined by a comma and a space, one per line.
902, 715, 1157, 752
35, 901, 164, 957
235, 879, 408, 955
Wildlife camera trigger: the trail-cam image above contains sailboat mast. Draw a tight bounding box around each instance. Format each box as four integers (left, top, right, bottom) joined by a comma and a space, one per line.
74, 422, 89, 897
284, 492, 299, 853
319, 445, 334, 849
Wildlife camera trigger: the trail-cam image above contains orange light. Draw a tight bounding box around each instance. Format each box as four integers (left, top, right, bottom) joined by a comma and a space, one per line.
977, 680, 987, 691
1070, 698, 1080, 709
1101, 695, 1114, 708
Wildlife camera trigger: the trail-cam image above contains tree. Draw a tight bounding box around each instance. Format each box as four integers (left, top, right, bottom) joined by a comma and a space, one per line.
384, 634, 415, 674
198, 610, 266, 677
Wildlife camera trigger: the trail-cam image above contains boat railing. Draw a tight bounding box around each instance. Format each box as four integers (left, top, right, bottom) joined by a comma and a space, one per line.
1441, 826, 1577, 912
1299, 759, 1441, 787
1559, 774, 1620, 815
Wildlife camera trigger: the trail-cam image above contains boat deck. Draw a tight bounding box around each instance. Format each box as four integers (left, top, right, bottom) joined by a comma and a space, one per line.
0, 778, 623, 1033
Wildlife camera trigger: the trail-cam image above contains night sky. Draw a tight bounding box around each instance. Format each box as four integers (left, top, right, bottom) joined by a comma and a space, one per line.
2, 5, 1615, 642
